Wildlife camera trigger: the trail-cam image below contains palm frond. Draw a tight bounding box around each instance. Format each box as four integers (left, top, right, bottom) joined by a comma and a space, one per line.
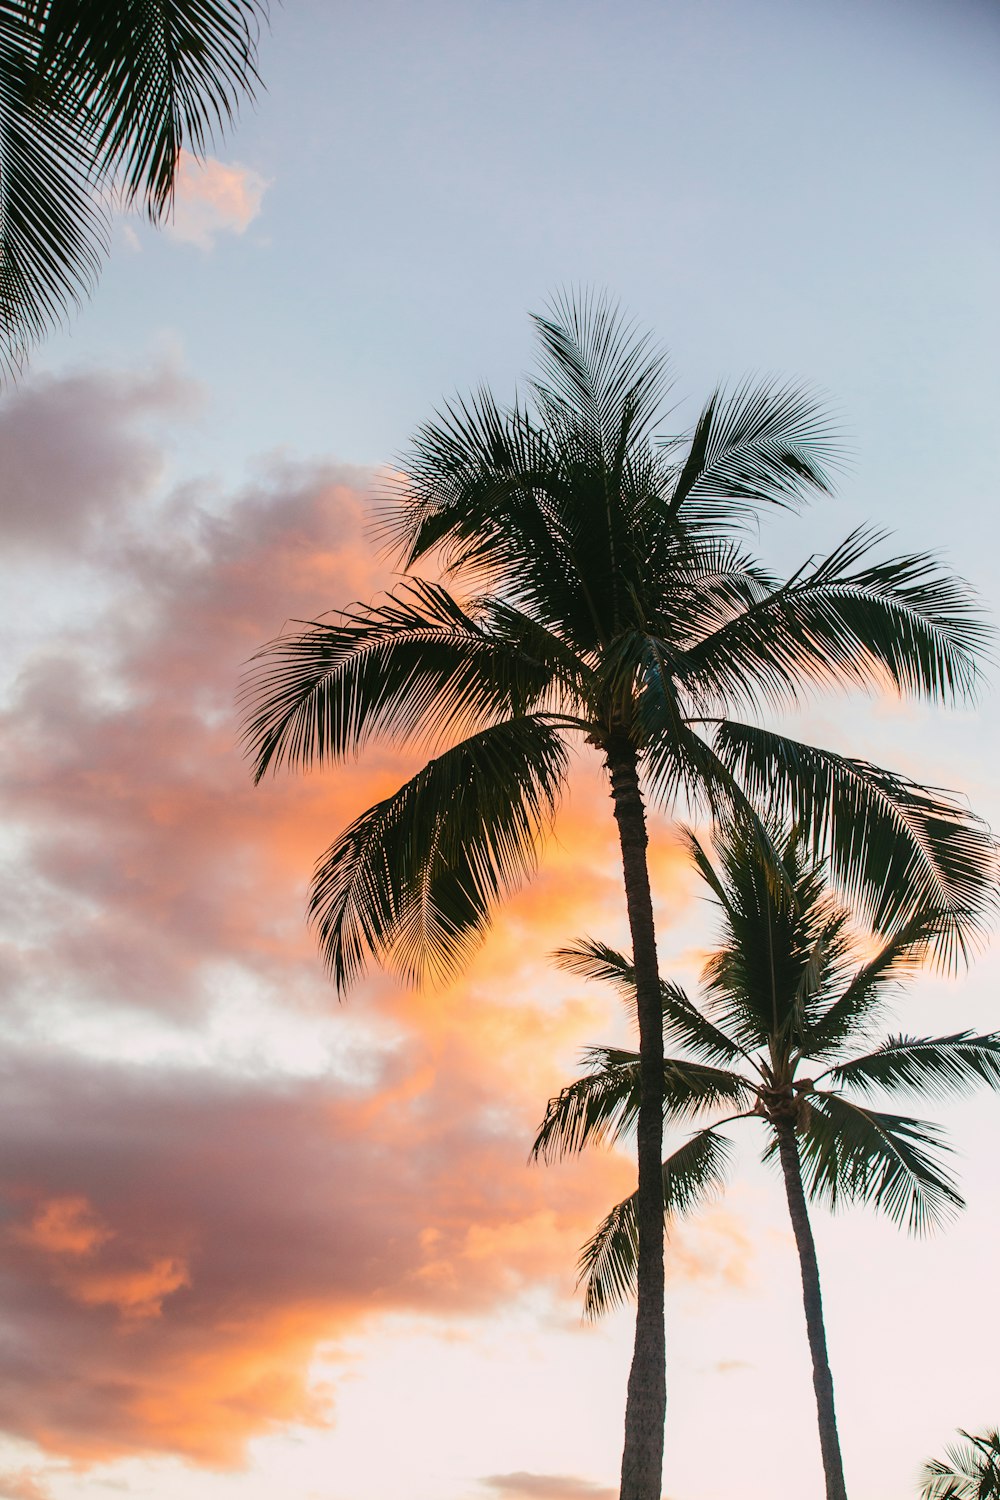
1, 0, 263, 375
30, 0, 266, 217
308, 716, 568, 990
686, 818, 856, 1052
553, 938, 747, 1065
240, 580, 556, 782
802, 912, 944, 1057
714, 720, 997, 966
795, 1091, 963, 1232
532, 1046, 749, 1163
920, 1430, 1000, 1500
663, 379, 840, 529
532, 1053, 641, 1161
579, 1127, 735, 1318
645, 535, 777, 646
677, 527, 986, 714
529, 287, 672, 456
828, 1031, 1000, 1101
383, 388, 543, 567
0, 6, 106, 380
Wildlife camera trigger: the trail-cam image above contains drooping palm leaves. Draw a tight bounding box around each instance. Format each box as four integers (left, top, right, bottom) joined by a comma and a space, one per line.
0, 0, 265, 378
533, 822, 1000, 1500
920, 1429, 1000, 1499
242, 295, 995, 1500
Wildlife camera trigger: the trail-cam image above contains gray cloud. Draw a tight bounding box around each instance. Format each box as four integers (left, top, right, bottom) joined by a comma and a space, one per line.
0, 363, 199, 551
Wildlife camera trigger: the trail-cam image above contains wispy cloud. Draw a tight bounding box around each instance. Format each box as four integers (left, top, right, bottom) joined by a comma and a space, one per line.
481, 1474, 616, 1500
0, 1469, 50, 1500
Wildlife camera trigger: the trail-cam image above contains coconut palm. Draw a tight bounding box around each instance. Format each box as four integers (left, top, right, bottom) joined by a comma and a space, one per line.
0, 0, 266, 379
533, 821, 1000, 1500
241, 295, 994, 1500
921, 1428, 1000, 1498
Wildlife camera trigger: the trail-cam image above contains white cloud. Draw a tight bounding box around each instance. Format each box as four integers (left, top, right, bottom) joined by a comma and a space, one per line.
166, 152, 270, 251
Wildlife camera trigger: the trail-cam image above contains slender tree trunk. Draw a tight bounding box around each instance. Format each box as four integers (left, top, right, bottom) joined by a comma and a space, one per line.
606, 738, 665, 1500
774, 1117, 849, 1500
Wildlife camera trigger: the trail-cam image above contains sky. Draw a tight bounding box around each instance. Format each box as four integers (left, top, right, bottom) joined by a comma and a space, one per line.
1, 1, 999, 1498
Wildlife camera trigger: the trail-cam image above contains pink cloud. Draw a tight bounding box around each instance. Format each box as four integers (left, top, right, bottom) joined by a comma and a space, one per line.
0, 363, 718, 1470
0, 1049, 632, 1464
0, 1470, 51, 1500
0, 439, 393, 1023
167, 152, 270, 249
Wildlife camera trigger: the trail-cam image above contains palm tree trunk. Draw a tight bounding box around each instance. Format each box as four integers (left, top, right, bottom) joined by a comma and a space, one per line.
773, 1117, 849, 1500
606, 739, 665, 1500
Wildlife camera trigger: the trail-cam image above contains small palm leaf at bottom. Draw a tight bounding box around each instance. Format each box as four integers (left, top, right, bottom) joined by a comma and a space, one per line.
920, 1429, 1000, 1499
579, 1126, 735, 1318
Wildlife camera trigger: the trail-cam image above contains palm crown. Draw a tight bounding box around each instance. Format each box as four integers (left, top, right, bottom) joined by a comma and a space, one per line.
243, 294, 992, 986
534, 821, 1000, 1316
534, 823, 1000, 1500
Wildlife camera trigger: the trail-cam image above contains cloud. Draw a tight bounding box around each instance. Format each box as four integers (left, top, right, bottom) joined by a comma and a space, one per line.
0, 361, 707, 1469
12, 1195, 111, 1256
167, 152, 270, 249
0, 1471, 50, 1500
0, 446, 392, 1025
0, 363, 198, 551
481, 1475, 616, 1500
0, 1050, 627, 1466
0, 376, 692, 1032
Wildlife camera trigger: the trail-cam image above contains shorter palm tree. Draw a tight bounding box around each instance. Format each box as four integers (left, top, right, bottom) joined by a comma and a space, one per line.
920, 1429, 1000, 1499
533, 821, 1000, 1500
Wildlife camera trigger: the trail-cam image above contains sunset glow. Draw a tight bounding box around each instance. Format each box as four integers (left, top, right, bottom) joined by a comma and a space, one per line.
2, 4, 999, 1500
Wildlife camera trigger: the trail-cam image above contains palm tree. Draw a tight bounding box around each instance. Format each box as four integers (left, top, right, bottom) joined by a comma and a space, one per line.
240, 295, 995, 1500
921, 1428, 1000, 1498
533, 821, 1000, 1500
0, 0, 266, 379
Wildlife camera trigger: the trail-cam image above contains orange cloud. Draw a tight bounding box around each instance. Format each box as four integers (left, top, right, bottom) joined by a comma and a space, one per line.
11, 1197, 111, 1257
167, 151, 270, 249
62, 1256, 190, 1324
0, 1470, 50, 1500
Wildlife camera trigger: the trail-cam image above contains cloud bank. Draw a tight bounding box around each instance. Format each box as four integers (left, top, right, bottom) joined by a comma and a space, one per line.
0, 363, 717, 1470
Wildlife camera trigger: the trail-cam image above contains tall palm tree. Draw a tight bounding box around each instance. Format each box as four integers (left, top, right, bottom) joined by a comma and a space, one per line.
241, 295, 995, 1500
0, 0, 266, 379
921, 1428, 1000, 1498
533, 821, 1000, 1500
